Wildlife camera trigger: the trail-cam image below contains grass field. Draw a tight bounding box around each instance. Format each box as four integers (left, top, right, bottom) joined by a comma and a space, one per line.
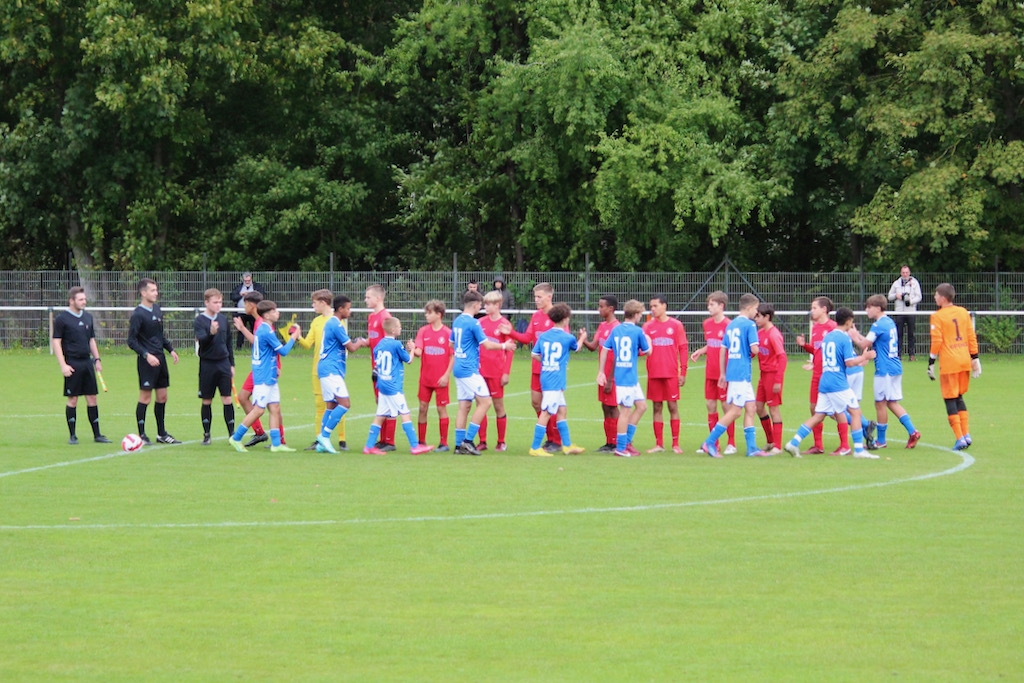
1, 347, 1021, 682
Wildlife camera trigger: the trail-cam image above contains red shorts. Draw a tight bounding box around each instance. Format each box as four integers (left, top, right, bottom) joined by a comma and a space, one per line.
756, 372, 783, 406
531, 371, 541, 393
483, 375, 505, 399
417, 383, 450, 406
598, 380, 617, 407
242, 371, 254, 393
647, 377, 680, 402
704, 377, 726, 402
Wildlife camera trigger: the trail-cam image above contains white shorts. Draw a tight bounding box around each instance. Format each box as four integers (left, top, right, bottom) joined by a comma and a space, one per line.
376, 392, 411, 418
251, 383, 280, 409
873, 374, 904, 402
814, 389, 858, 415
847, 372, 864, 401
455, 374, 490, 402
319, 374, 349, 403
725, 380, 755, 407
540, 390, 567, 414
616, 383, 645, 408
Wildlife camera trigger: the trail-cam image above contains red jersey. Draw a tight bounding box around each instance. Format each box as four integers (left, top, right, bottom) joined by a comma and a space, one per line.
802, 319, 837, 376
702, 316, 729, 381
367, 308, 392, 368
478, 315, 513, 379
643, 317, 688, 379
509, 309, 554, 374
757, 325, 788, 374
594, 319, 620, 378
414, 323, 452, 387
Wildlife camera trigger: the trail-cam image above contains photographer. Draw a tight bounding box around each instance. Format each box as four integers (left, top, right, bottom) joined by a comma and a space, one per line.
887, 265, 923, 360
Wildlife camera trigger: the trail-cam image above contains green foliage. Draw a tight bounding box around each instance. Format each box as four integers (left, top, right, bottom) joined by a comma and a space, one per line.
977, 315, 1021, 354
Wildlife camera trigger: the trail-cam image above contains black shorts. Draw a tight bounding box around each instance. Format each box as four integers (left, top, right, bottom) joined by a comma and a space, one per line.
63, 358, 98, 397
198, 359, 233, 400
138, 353, 171, 390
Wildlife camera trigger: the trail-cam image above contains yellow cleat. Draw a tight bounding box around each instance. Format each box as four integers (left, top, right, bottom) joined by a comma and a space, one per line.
229, 438, 246, 453
562, 444, 585, 455
270, 444, 296, 453
529, 448, 554, 457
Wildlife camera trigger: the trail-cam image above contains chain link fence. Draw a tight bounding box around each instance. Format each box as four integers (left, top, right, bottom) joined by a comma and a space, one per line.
2, 269, 1022, 354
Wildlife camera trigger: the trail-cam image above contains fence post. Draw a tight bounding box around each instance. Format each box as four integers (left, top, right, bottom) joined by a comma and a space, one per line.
584, 252, 591, 307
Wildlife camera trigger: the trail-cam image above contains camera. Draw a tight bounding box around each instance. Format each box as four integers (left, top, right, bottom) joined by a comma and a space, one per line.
903, 293, 911, 306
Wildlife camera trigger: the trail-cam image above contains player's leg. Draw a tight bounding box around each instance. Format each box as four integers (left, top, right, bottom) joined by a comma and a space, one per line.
742, 400, 762, 456
435, 387, 451, 450
65, 394, 79, 444
648, 398, 665, 453
466, 394, 491, 444
666, 398, 681, 452
756, 379, 773, 447
530, 408, 554, 456
768, 404, 784, 455
957, 372, 971, 446
784, 411, 827, 457
364, 415, 386, 454
806, 377, 825, 454
492, 395, 508, 451
556, 403, 584, 454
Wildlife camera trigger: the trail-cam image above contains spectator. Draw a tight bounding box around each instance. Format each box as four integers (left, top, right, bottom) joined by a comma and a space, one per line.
492, 277, 514, 312
887, 265, 923, 360
230, 272, 266, 350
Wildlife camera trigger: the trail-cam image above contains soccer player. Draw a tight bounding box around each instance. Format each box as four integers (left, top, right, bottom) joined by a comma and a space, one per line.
529, 303, 587, 456
477, 291, 515, 451
296, 289, 343, 451
363, 318, 434, 455
365, 284, 397, 451
858, 294, 921, 449
928, 283, 981, 450
754, 303, 787, 455
126, 278, 181, 445
194, 288, 235, 445
581, 295, 621, 452
701, 293, 762, 458
795, 296, 838, 454
690, 291, 737, 454
501, 282, 560, 450
597, 299, 650, 457
784, 307, 877, 459
233, 291, 287, 447
451, 291, 516, 455
413, 300, 454, 451
52, 286, 110, 445
314, 295, 369, 453
228, 300, 301, 452
643, 294, 688, 453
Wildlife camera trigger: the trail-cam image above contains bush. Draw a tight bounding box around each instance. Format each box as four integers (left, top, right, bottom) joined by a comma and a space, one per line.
977, 316, 1021, 354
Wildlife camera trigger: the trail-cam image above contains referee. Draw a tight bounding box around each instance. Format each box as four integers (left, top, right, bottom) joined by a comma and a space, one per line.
194, 288, 236, 445
126, 278, 181, 444
52, 287, 110, 445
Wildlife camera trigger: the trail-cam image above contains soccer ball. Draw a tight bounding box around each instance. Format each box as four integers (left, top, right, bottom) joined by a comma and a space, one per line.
121, 433, 144, 452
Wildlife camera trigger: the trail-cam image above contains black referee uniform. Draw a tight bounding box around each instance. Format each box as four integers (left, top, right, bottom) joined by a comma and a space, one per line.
194, 311, 236, 441
53, 309, 105, 443
127, 303, 176, 441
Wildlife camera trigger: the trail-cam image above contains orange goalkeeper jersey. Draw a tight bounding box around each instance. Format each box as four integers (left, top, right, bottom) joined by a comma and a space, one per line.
929, 305, 978, 374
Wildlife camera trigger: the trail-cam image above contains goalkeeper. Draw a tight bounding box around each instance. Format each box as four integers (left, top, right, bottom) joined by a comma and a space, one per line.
927, 283, 981, 451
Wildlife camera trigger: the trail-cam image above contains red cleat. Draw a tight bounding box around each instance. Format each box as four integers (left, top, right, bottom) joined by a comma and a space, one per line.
626, 444, 640, 456
801, 446, 826, 455
363, 446, 386, 455
906, 431, 921, 449
411, 443, 433, 455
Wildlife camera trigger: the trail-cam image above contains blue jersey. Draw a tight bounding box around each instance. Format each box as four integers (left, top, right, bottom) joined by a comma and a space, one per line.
603, 322, 649, 387
252, 321, 294, 386
724, 316, 758, 382
846, 328, 864, 380
818, 329, 855, 393
317, 317, 352, 378
451, 313, 487, 378
869, 315, 902, 377
373, 337, 410, 396
532, 328, 578, 391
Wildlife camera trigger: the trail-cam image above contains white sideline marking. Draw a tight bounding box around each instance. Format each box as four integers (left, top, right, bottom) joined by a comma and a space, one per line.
0, 445, 974, 531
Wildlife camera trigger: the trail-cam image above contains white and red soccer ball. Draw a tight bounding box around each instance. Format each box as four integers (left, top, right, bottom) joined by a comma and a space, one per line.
121, 433, 144, 452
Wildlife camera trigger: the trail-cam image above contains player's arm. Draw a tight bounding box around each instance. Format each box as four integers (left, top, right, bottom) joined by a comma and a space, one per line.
596, 345, 610, 386
438, 352, 454, 387
52, 333, 74, 377
296, 324, 316, 350
126, 312, 145, 356
773, 332, 788, 376
717, 344, 728, 388
677, 325, 689, 381
847, 326, 870, 351
582, 333, 601, 352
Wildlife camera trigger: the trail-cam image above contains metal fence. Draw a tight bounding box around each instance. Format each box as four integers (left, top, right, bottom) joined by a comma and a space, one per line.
2, 269, 1022, 354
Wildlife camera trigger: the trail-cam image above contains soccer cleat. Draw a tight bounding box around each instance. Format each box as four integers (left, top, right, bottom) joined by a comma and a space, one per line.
626, 444, 640, 456
906, 431, 922, 449
304, 441, 319, 451
202, 434, 212, 446
864, 421, 877, 450
460, 440, 482, 456
543, 441, 561, 453
495, 442, 508, 452
68, 435, 78, 445
953, 437, 969, 451
784, 442, 802, 458
765, 447, 783, 456
434, 444, 450, 452
701, 442, 721, 458
477, 442, 488, 452
747, 449, 769, 457
380, 443, 397, 452
853, 451, 880, 459
646, 445, 665, 454
94, 435, 111, 444
613, 449, 632, 457
139, 434, 152, 445
964, 433, 972, 447
596, 443, 616, 453
229, 438, 246, 453
316, 435, 338, 454
801, 446, 826, 455
244, 433, 269, 447
337, 440, 349, 452
671, 445, 684, 454
156, 433, 182, 444
363, 446, 386, 455
829, 447, 851, 456
723, 444, 738, 455
875, 442, 888, 449
562, 444, 585, 455
411, 443, 433, 455
270, 444, 296, 452
529, 447, 554, 457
